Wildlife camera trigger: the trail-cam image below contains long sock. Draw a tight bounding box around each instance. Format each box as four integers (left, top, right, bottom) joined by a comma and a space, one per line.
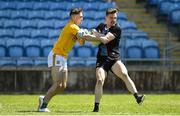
133, 93, 138, 99
41, 99, 48, 109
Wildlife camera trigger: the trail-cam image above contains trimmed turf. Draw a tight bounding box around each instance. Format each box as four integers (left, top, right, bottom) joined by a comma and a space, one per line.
0, 94, 180, 115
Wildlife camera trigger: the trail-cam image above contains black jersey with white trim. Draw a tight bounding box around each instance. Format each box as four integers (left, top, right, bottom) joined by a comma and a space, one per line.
95, 23, 122, 59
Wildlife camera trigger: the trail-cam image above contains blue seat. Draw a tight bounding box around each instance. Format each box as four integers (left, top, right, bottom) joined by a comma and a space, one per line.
31, 30, 48, 39
94, 12, 105, 20
142, 40, 160, 58
28, 11, 44, 20
86, 58, 96, 66
0, 58, 16, 66
53, 20, 67, 29
118, 12, 128, 21
24, 39, 41, 57
0, 10, 10, 19
33, 2, 49, 10
84, 11, 95, 20
0, 29, 14, 38
126, 39, 143, 58
16, 1, 34, 10
44, 11, 60, 20
41, 39, 56, 57
3, 20, 20, 29
98, 2, 114, 11
20, 20, 37, 29
0, 1, 16, 10
0, 39, 6, 57
68, 58, 86, 66
34, 58, 47, 66
10, 11, 28, 19
147, 0, 163, 5
132, 30, 149, 39
17, 58, 34, 66
14, 30, 31, 39
6, 39, 24, 57
169, 9, 180, 24
158, 0, 174, 15
119, 21, 137, 31
48, 30, 60, 39
37, 20, 54, 29
76, 46, 92, 58
49, 2, 68, 11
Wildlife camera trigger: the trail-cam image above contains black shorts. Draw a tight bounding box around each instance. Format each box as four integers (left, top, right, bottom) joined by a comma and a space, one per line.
96, 56, 118, 72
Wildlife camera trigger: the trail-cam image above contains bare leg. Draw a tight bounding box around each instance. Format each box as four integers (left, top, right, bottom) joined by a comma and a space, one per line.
111, 60, 137, 94
93, 67, 107, 112
43, 66, 68, 105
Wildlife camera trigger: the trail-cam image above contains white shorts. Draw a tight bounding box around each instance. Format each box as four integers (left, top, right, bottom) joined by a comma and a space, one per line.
48, 51, 67, 71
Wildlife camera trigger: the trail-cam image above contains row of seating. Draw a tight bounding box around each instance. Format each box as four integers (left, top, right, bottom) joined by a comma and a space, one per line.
0, 1, 115, 11
146, 0, 180, 25
0, 11, 127, 21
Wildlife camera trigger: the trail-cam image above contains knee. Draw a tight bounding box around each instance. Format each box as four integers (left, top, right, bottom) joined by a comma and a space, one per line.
96, 78, 104, 86
59, 83, 66, 90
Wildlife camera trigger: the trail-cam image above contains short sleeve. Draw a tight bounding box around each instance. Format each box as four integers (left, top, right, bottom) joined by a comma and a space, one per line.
71, 24, 80, 35
109, 26, 121, 39
95, 23, 105, 32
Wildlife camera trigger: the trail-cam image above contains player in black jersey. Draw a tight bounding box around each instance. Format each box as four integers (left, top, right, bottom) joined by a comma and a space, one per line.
82, 8, 145, 112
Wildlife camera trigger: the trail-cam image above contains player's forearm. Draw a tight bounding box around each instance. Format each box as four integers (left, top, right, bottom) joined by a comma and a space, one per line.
83, 34, 101, 42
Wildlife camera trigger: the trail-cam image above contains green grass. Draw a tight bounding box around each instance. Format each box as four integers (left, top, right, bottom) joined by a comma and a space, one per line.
0, 94, 180, 115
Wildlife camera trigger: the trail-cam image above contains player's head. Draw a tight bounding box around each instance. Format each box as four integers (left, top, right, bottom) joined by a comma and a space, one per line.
105, 8, 118, 27
70, 8, 83, 26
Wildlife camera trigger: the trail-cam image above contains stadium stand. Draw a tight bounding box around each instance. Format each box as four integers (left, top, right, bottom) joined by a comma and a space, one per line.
0, 0, 161, 67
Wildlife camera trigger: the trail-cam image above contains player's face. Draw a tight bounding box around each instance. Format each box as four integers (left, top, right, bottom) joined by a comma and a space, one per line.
74, 12, 83, 26
106, 13, 117, 27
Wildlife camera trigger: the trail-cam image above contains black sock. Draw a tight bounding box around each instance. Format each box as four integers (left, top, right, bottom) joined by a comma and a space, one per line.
95, 103, 99, 107
41, 99, 48, 109
134, 93, 139, 99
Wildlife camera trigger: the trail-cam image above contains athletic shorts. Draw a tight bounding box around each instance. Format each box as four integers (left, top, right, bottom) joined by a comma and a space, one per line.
48, 51, 67, 71
96, 56, 118, 72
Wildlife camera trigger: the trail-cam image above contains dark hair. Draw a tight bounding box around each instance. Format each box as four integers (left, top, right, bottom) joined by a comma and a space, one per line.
70, 8, 83, 16
106, 8, 118, 16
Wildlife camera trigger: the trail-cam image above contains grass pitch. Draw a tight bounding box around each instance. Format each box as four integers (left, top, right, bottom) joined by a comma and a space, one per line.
0, 94, 180, 115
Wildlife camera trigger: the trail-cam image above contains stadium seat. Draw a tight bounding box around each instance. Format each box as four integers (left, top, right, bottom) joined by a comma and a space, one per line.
93, 12, 105, 20
37, 20, 54, 29
48, 30, 60, 39
34, 58, 47, 66
33, 2, 49, 10
132, 30, 149, 39
126, 39, 143, 58
28, 11, 45, 20
14, 30, 31, 39
0, 11, 10, 19
3, 20, 20, 29
20, 20, 37, 29
17, 58, 34, 66
10, 11, 28, 20
98, 2, 115, 11
119, 21, 137, 31
158, 0, 174, 15
16, 1, 34, 10
0, 1, 16, 10
41, 39, 56, 57
31, 30, 48, 40
68, 48, 76, 58
142, 39, 160, 58
0, 29, 14, 38
0, 39, 6, 57
0, 58, 16, 66
118, 12, 128, 21
6, 39, 24, 57
53, 20, 67, 30
24, 39, 41, 57
169, 9, 180, 24
76, 46, 92, 58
